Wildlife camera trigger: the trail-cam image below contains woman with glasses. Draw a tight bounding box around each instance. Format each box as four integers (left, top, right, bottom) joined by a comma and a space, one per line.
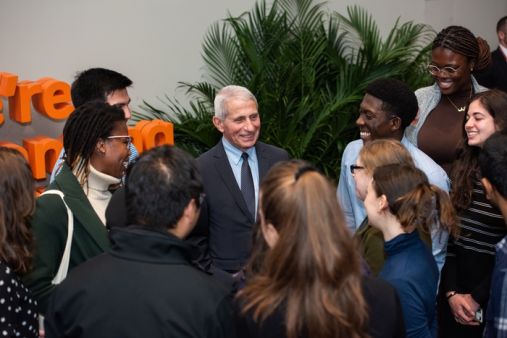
405, 25, 491, 174
23, 101, 131, 313
236, 160, 405, 338
439, 90, 507, 338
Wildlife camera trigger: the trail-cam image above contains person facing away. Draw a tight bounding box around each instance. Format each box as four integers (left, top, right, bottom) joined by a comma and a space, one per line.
405, 25, 490, 174
439, 90, 507, 338
190, 85, 289, 274
476, 16, 507, 93
23, 101, 131, 313
50, 67, 138, 182
236, 160, 406, 338
365, 164, 457, 338
0, 148, 39, 338
336, 77, 449, 270
479, 131, 507, 338
44, 145, 236, 338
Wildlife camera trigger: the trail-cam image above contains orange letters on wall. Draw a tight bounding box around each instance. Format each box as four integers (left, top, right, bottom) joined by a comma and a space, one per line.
0, 71, 175, 180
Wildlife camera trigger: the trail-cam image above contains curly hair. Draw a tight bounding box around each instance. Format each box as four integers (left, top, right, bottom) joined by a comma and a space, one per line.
0, 148, 35, 273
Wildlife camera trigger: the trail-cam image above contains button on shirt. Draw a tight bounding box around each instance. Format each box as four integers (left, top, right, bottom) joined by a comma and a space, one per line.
222, 137, 259, 215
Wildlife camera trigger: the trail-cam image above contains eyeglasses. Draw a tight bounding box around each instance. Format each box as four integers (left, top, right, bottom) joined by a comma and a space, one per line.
427, 64, 461, 77
350, 164, 364, 174
107, 135, 132, 148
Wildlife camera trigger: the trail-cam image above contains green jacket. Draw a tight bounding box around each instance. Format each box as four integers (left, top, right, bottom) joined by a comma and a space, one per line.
23, 164, 110, 313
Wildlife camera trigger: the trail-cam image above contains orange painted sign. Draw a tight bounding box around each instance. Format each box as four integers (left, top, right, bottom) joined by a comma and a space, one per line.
0, 72, 174, 180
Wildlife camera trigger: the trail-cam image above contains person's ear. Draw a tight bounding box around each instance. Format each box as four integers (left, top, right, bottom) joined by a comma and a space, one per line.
212, 116, 225, 133
261, 222, 279, 249
390, 116, 402, 132
96, 139, 107, 155
378, 194, 389, 213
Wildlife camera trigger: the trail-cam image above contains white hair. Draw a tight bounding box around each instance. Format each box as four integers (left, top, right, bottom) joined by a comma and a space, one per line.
214, 85, 258, 120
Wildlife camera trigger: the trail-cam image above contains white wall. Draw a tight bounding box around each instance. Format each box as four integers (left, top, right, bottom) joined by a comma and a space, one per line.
1, 0, 505, 144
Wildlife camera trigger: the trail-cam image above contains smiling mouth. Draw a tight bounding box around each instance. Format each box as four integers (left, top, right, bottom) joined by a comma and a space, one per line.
436, 79, 453, 89
359, 131, 371, 139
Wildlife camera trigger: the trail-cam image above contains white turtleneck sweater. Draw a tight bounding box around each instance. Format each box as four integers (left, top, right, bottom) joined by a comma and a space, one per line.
80, 165, 121, 225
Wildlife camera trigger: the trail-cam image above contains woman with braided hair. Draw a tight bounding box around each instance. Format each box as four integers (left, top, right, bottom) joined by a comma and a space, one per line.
23, 101, 131, 313
405, 25, 491, 174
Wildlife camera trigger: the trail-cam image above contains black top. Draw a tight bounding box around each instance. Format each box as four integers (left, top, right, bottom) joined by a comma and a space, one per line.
235, 276, 406, 338
0, 262, 38, 338
44, 226, 236, 338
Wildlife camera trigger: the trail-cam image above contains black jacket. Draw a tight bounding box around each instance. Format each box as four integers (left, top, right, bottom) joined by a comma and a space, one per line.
45, 226, 236, 338
235, 276, 405, 338
476, 47, 507, 93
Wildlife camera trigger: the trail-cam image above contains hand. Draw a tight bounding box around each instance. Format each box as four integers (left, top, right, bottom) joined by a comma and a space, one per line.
448, 293, 480, 326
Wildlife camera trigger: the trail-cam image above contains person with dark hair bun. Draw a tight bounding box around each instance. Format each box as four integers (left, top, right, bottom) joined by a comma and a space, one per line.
237, 160, 405, 338
406, 25, 491, 174
0, 148, 38, 338
366, 164, 457, 338
23, 101, 131, 313
439, 89, 507, 338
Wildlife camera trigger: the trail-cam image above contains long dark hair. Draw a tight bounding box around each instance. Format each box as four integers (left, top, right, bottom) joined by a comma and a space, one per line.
0, 148, 35, 273
451, 90, 507, 211
238, 160, 368, 338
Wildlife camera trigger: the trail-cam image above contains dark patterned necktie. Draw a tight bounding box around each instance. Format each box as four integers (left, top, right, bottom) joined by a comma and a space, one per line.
241, 152, 255, 219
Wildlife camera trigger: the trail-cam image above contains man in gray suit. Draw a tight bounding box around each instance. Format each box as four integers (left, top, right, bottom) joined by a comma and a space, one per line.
192, 85, 289, 274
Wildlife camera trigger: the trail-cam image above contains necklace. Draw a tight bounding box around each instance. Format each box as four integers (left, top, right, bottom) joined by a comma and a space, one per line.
446, 87, 472, 113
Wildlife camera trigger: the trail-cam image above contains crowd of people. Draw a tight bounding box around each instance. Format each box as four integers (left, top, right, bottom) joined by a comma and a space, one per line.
1, 18, 507, 338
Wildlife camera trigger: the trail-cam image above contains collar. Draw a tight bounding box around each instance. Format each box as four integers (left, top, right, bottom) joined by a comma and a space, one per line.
109, 226, 199, 265
384, 230, 420, 256
84, 165, 121, 193
499, 44, 507, 59
496, 236, 507, 254
222, 137, 257, 165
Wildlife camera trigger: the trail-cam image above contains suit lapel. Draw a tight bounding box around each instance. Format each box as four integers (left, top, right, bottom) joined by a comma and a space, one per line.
256, 142, 271, 180
212, 142, 255, 223
54, 165, 110, 251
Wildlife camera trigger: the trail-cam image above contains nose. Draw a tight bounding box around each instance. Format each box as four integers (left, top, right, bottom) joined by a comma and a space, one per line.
123, 106, 132, 120
464, 117, 473, 130
243, 118, 254, 131
356, 115, 364, 126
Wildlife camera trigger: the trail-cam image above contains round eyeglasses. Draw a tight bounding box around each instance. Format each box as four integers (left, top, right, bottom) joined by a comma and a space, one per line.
427, 64, 461, 77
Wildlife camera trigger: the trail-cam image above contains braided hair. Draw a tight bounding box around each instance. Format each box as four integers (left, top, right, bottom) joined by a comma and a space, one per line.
63, 100, 125, 183
432, 25, 491, 71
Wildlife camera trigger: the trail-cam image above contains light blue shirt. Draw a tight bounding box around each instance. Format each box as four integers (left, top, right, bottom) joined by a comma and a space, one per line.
49, 143, 139, 183
222, 137, 260, 215
336, 136, 450, 272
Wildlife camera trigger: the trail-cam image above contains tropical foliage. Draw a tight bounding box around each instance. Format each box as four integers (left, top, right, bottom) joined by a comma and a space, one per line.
134, 0, 435, 178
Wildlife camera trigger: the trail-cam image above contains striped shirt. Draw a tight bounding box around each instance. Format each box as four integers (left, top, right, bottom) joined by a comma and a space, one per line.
441, 178, 507, 306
